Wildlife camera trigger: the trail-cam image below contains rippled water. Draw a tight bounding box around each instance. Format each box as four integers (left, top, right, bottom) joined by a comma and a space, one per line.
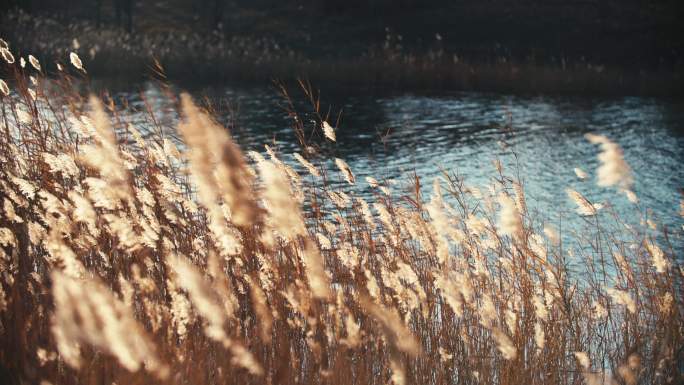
122, 84, 684, 240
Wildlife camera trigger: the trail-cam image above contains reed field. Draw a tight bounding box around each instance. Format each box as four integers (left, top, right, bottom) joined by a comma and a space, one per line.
0, 40, 683, 385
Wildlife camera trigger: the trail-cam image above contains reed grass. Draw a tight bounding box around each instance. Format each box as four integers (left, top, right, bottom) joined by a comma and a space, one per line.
0, 41, 682, 385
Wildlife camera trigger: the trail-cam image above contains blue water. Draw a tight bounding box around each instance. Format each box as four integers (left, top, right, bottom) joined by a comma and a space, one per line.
122, 84, 684, 252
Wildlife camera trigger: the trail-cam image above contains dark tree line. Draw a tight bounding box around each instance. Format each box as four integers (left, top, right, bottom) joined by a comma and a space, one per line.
3, 0, 680, 36
103, 0, 133, 32
5, 0, 135, 32
2, 0, 234, 32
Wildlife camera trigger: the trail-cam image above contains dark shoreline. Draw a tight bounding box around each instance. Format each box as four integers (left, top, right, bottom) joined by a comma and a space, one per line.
56, 57, 684, 98
3, 6, 683, 98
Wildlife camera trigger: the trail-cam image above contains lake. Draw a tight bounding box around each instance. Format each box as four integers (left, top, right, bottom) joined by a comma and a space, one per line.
120, 83, 684, 247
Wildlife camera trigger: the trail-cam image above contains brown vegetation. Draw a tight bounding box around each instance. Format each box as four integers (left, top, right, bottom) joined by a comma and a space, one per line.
0, 42, 682, 385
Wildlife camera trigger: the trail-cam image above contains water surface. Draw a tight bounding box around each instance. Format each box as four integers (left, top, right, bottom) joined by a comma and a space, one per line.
123, 84, 684, 246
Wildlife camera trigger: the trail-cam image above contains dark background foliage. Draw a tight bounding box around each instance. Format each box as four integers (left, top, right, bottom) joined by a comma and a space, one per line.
4, 0, 683, 68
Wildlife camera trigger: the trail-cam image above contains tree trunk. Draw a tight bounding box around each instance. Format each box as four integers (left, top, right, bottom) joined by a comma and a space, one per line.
213, 0, 225, 29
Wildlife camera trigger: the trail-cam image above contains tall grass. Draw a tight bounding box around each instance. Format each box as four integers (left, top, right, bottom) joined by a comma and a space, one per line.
0, 42, 682, 385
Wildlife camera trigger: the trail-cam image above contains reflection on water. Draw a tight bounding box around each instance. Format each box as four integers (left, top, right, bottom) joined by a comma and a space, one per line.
120, 83, 684, 241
